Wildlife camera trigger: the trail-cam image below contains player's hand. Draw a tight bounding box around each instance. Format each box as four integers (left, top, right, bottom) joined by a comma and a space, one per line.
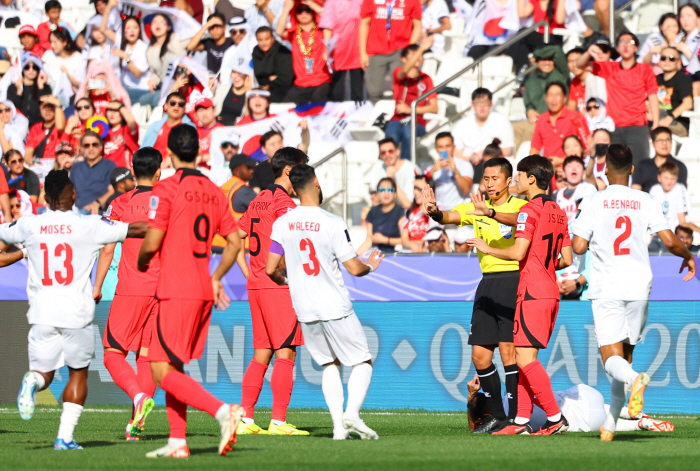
422, 186, 438, 216
467, 237, 489, 254
467, 374, 480, 395
681, 256, 696, 282
93, 287, 102, 304
559, 279, 577, 295
364, 249, 384, 272
212, 279, 231, 310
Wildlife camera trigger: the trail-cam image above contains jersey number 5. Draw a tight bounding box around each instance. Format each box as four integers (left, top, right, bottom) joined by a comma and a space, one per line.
300, 238, 320, 276
614, 215, 632, 256
40, 243, 74, 286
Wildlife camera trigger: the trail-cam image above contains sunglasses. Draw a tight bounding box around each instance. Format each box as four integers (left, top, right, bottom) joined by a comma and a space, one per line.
296, 7, 313, 13
10, 203, 21, 209
7, 159, 22, 165
586, 103, 600, 111
221, 142, 237, 148
209, 24, 224, 29
660, 55, 676, 62
83, 142, 101, 148
0, 107, 10, 113
378, 187, 395, 194
380, 149, 395, 155
23, 64, 38, 71
231, 29, 246, 35
169, 100, 185, 107
75, 105, 92, 111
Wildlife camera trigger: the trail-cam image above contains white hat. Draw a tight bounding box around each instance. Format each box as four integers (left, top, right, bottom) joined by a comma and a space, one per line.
423, 227, 446, 242
453, 226, 474, 244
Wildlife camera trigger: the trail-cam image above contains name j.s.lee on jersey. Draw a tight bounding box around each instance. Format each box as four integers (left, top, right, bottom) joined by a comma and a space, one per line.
547, 212, 566, 225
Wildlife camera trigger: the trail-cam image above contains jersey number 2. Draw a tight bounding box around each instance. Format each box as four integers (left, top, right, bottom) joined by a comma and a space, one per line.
614, 215, 632, 256
40, 243, 74, 286
300, 238, 320, 276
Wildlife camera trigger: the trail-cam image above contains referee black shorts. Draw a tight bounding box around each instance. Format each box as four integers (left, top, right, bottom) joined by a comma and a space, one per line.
468, 271, 520, 346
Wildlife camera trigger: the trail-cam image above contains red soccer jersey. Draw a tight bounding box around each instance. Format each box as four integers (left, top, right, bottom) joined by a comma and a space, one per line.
514, 194, 571, 300
153, 120, 181, 161
361, 0, 422, 56
591, 61, 658, 127
238, 184, 296, 290
531, 107, 590, 158
148, 168, 238, 300
107, 187, 160, 297
391, 68, 437, 127
104, 125, 139, 168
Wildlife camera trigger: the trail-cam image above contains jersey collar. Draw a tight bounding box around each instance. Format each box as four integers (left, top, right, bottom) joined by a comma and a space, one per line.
178, 168, 204, 180
134, 186, 153, 195
531, 193, 552, 202
267, 183, 290, 196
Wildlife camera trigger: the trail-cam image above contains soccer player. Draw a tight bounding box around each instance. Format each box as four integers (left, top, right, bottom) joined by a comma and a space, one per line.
137, 125, 244, 458
423, 158, 526, 433
2, 170, 146, 450
93, 147, 163, 441
266, 164, 384, 440
571, 144, 695, 442
468, 155, 573, 436
236, 147, 309, 436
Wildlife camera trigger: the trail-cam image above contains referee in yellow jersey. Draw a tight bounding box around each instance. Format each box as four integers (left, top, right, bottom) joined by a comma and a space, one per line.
424, 158, 525, 434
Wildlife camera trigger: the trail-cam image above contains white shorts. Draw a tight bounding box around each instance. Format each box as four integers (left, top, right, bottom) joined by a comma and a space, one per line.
591, 299, 649, 348
299, 313, 372, 367
28, 324, 95, 373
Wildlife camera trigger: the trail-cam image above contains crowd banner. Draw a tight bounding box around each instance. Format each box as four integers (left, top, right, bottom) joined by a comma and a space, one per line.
119, 0, 202, 41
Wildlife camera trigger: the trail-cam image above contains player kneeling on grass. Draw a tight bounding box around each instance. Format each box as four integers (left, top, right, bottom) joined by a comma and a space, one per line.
468, 156, 573, 436
1, 170, 148, 450
266, 164, 384, 440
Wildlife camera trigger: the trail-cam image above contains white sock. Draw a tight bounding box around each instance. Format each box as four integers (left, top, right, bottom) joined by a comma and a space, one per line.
241, 417, 255, 425
547, 413, 561, 422
168, 438, 187, 448
133, 392, 144, 408
215, 403, 229, 422
271, 419, 286, 426
321, 363, 345, 433
57, 402, 83, 443
604, 356, 638, 386
604, 379, 626, 432
345, 363, 372, 420
514, 417, 529, 425
33, 372, 46, 391
614, 418, 641, 432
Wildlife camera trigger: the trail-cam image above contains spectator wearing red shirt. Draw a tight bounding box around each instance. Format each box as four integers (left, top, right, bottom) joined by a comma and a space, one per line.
24, 95, 67, 164
400, 175, 435, 252
276, 0, 331, 105
37, 1, 77, 52
531, 82, 590, 167
319, 0, 364, 102
237, 89, 278, 125
194, 98, 224, 169
0, 169, 9, 222
19, 25, 46, 59
577, 32, 660, 165
142, 92, 195, 166
104, 101, 139, 169
518, 0, 565, 42
386, 37, 438, 160
360, 0, 422, 104
566, 48, 588, 114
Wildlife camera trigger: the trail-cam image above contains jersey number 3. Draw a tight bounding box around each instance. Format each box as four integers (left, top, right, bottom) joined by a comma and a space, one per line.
40, 243, 74, 286
300, 238, 320, 276
614, 215, 632, 256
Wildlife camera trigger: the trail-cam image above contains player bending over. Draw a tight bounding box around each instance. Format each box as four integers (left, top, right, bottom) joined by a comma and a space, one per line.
137, 125, 244, 458
468, 156, 573, 435
266, 164, 384, 440
571, 144, 695, 442
2, 170, 147, 450
424, 158, 526, 433
236, 147, 309, 436
93, 147, 163, 441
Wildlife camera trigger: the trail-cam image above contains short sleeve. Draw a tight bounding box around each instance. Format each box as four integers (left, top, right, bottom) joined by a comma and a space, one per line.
562, 228, 572, 247
514, 206, 537, 241
590, 61, 609, 79
531, 118, 544, 150
453, 202, 475, 226
571, 197, 594, 240
92, 217, 129, 245
332, 220, 356, 263
274, 193, 296, 219
218, 207, 239, 238
270, 218, 283, 245
455, 158, 474, 178
25, 126, 41, 149
409, 0, 422, 19
106, 195, 125, 222
365, 206, 378, 225
648, 196, 670, 234
645, 66, 659, 96
148, 183, 172, 231
318, 0, 335, 29
360, 0, 374, 19
0, 218, 29, 244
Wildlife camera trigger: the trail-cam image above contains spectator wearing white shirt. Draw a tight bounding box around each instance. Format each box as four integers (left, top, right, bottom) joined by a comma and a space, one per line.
420, 0, 451, 56
245, 0, 286, 43
430, 132, 473, 210
649, 162, 699, 234
453, 88, 514, 167
373, 137, 422, 210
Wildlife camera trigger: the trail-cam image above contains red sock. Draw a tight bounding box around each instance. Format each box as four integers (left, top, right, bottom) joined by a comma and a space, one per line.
161, 370, 224, 418
271, 359, 294, 422
136, 353, 156, 397
516, 367, 535, 420
104, 350, 141, 400
241, 359, 268, 419
521, 361, 560, 418
166, 392, 187, 439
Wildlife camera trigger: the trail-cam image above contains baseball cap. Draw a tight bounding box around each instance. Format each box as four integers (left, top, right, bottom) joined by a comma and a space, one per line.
245, 88, 271, 99
453, 226, 474, 245
423, 227, 446, 242
55, 141, 74, 156
221, 133, 240, 147
19, 25, 38, 36
110, 167, 135, 186
593, 36, 613, 50
195, 97, 214, 110
229, 153, 257, 170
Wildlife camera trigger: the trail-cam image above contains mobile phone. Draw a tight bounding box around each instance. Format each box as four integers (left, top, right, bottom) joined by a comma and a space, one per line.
439, 150, 448, 160
88, 79, 106, 90
176, 66, 187, 77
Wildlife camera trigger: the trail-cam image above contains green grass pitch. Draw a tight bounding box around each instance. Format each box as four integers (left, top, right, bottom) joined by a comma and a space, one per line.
2, 406, 700, 470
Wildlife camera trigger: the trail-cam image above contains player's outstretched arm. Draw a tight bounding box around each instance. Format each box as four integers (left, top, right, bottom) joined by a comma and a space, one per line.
422, 186, 461, 225
467, 236, 531, 261
211, 232, 242, 310
657, 229, 697, 282
0, 249, 24, 268
265, 251, 287, 285
137, 228, 166, 272
343, 249, 384, 277
572, 235, 589, 255
93, 243, 116, 304
126, 222, 148, 238
461, 191, 519, 226
556, 245, 573, 270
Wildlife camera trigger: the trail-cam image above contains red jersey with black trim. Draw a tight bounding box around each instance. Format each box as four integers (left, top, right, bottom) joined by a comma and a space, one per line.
148, 168, 238, 300
514, 194, 571, 300
238, 184, 296, 290
104, 125, 139, 168
107, 186, 160, 297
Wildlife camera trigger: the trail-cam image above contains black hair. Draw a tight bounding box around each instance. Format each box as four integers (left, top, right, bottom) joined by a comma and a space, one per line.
132, 146, 163, 180
105, 100, 126, 126
471, 87, 492, 101
260, 130, 282, 148
44, 169, 73, 205
517, 155, 554, 190
566, 47, 585, 58
256, 26, 274, 36
546, 81, 566, 96
650, 126, 672, 141
45, 0, 62, 13
75, 97, 95, 112
166, 91, 186, 103
289, 163, 317, 194
484, 157, 512, 179
81, 130, 103, 146
401, 44, 420, 58
606, 144, 633, 173
378, 137, 397, 148
617, 31, 640, 48
149, 13, 174, 59
119, 15, 142, 68
658, 12, 680, 32
586, 97, 597, 105
563, 155, 585, 169
407, 175, 433, 218
676, 225, 693, 236
168, 124, 199, 162
483, 138, 503, 160
563, 135, 584, 159
377, 177, 397, 191
3, 149, 22, 165
680, 4, 700, 27
435, 132, 453, 144
592, 128, 612, 140
471, 392, 491, 424
208, 12, 226, 25
270, 147, 309, 178
49, 26, 79, 54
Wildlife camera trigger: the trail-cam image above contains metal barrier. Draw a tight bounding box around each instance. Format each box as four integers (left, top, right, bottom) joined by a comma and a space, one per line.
312, 147, 348, 223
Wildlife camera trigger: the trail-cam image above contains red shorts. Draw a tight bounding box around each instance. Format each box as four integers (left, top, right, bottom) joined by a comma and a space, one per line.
513, 298, 560, 349
103, 295, 158, 351
148, 298, 213, 364
249, 289, 303, 350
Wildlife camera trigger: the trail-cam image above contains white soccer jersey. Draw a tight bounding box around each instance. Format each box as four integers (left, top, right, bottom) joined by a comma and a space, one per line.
649, 183, 689, 231
572, 185, 669, 300
0, 210, 128, 328
555, 182, 597, 224
270, 206, 357, 323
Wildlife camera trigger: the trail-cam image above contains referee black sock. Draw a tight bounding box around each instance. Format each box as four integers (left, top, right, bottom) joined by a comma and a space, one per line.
476, 364, 506, 421
504, 364, 519, 420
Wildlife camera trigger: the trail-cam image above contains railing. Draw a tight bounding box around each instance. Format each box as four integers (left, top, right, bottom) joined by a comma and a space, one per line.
312, 147, 348, 223
410, 20, 550, 163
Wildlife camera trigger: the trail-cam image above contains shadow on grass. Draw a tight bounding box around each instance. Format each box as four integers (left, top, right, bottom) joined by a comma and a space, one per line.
190, 447, 262, 456
0, 430, 28, 434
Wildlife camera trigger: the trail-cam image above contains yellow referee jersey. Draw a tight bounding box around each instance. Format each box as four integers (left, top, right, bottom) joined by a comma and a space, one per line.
453, 196, 527, 274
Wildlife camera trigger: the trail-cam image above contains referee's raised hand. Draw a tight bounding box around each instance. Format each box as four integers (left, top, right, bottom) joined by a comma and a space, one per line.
422, 186, 438, 216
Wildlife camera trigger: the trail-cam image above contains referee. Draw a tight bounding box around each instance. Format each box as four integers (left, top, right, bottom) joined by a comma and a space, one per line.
424, 158, 525, 434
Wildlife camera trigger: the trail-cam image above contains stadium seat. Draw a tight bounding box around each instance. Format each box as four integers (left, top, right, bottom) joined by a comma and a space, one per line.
434, 56, 473, 92
1, 27, 22, 59
514, 141, 531, 166
421, 53, 441, 84
307, 141, 341, 166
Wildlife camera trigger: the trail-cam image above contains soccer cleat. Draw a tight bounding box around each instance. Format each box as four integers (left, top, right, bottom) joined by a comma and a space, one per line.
125, 421, 139, 441
343, 415, 379, 440
17, 372, 39, 421
492, 422, 533, 435
473, 417, 508, 434
130, 395, 155, 438
237, 421, 270, 435
600, 425, 615, 442
639, 417, 675, 432
268, 422, 310, 436
218, 404, 245, 456
532, 416, 569, 436
627, 372, 651, 419
54, 439, 83, 450
145, 444, 190, 458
